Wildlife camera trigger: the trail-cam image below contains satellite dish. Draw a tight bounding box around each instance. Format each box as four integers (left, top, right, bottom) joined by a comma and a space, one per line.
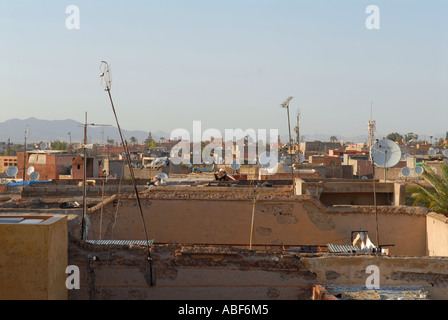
435, 148, 440, 153
29, 171, 40, 181
40, 142, 47, 149
428, 149, 436, 156
415, 166, 424, 175
156, 173, 168, 180
401, 167, 411, 177
361, 176, 368, 180
130, 154, 135, 159
6, 166, 18, 177
26, 166, 35, 175
230, 160, 240, 171
258, 152, 276, 169
371, 139, 402, 168
443, 149, 448, 157
298, 154, 305, 164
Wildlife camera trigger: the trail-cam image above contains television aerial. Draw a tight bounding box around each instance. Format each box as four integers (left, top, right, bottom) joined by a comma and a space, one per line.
371, 139, 402, 168
26, 166, 35, 176
401, 166, 411, 177
415, 166, 424, 175
258, 152, 276, 170
156, 173, 168, 180
29, 171, 40, 181
371, 139, 402, 182
6, 166, 18, 177
230, 160, 240, 171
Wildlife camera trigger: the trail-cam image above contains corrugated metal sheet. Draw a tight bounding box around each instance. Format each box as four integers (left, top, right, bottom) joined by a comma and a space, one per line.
327, 244, 358, 253
86, 239, 154, 246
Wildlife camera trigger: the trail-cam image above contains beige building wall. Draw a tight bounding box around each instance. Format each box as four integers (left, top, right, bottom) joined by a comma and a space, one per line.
68, 242, 448, 300
0, 215, 68, 300
427, 212, 448, 257
86, 190, 428, 256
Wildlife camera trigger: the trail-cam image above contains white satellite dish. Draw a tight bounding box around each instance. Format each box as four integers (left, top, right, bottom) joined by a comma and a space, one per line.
230, 160, 240, 171
444, 150, 448, 157
428, 149, 436, 156
40, 142, 47, 149
361, 176, 368, 180
26, 166, 35, 175
435, 148, 440, 153
156, 173, 168, 180
371, 139, 402, 168
258, 152, 276, 169
415, 166, 424, 175
6, 166, 18, 177
401, 166, 411, 177
29, 171, 40, 181
130, 153, 135, 159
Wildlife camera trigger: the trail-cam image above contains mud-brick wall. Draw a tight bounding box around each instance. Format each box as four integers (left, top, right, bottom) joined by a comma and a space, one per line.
302, 255, 448, 300
67, 241, 448, 300
68, 241, 316, 300
86, 193, 428, 256
427, 212, 448, 257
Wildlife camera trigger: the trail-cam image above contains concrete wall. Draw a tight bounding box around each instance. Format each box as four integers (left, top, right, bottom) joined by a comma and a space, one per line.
67, 241, 448, 300
427, 212, 448, 257
0, 215, 68, 300
85, 188, 428, 256
294, 179, 404, 206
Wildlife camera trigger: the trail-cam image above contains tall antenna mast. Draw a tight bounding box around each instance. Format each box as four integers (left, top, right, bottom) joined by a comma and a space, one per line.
281, 96, 295, 185
22, 125, 30, 187
79, 111, 111, 240
99, 61, 154, 282
367, 101, 376, 149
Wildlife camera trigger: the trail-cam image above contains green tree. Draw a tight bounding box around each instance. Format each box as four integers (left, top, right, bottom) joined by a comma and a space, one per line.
130, 136, 137, 145
386, 132, 403, 142
330, 136, 338, 143
404, 132, 419, 143
407, 162, 448, 216
145, 138, 157, 148
51, 141, 68, 151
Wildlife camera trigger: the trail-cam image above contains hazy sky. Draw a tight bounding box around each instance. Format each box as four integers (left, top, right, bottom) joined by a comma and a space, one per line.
1, 0, 447, 141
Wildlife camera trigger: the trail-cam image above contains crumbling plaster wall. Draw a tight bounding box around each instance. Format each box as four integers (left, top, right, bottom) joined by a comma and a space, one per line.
67, 240, 448, 300
85, 188, 428, 256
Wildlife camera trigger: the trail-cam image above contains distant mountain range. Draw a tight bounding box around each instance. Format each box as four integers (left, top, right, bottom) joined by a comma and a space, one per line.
0, 117, 444, 145
0, 117, 168, 145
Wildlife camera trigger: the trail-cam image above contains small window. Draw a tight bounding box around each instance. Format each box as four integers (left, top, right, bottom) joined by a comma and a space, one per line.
77, 165, 81, 170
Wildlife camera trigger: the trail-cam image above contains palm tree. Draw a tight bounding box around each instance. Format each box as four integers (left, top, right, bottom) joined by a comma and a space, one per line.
407, 162, 448, 216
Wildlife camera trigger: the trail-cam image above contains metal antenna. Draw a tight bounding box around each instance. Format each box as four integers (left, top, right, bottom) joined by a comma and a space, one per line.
79, 111, 111, 240
99, 61, 154, 281
281, 96, 295, 186
22, 125, 30, 188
